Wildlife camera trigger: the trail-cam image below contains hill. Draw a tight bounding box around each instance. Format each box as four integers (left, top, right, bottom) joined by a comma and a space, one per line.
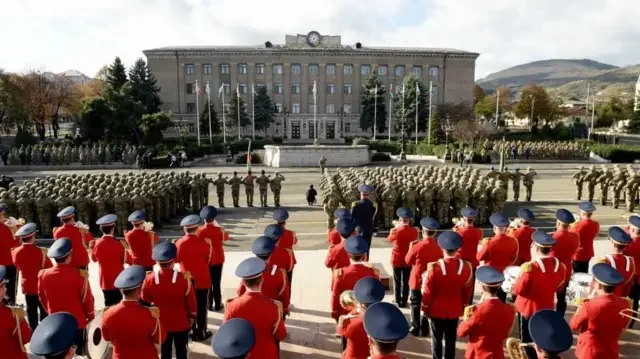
550, 65, 640, 99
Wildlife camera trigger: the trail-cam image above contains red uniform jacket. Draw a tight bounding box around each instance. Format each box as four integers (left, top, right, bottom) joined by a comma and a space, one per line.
455, 225, 484, 268
53, 224, 93, 268
38, 263, 95, 328
327, 229, 341, 246
405, 237, 443, 290
11, 243, 51, 295
91, 235, 132, 291
325, 241, 350, 270
422, 257, 473, 319
175, 234, 211, 290
513, 257, 566, 318
597, 254, 635, 297
196, 223, 228, 265
0, 304, 31, 359
238, 263, 291, 313
269, 245, 294, 272
0, 222, 19, 266
331, 263, 380, 320
124, 229, 159, 268
572, 219, 600, 262
101, 300, 166, 359
387, 224, 419, 267
476, 234, 519, 272
278, 226, 298, 267
457, 298, 516, 359
508, 226, 535, 264
223, 291, 287, 359
141, 266, 197, 333
551, 229, 580, 283
570, 294, 631, 359
336, 311, 368, 359
369, 355, 401, 359
624, 235, 640, 284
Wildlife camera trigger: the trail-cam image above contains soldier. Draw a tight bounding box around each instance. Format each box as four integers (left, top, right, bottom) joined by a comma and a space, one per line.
113, 188, 131, 234
190, 177, 201, 212
350, 185, 377, 257
612, 169, 626, 209
124, 210, 159, 271
571, 202, 600, 274
269, 172, 286, 207
256, 170, 271, 207
324, 186, 342, 230
53, 206, 93, 270
400, 182, 417, 217
35, 190, 53, 237
242, 171, 256, 207
597, 166, 613, 205
523, 166, 537, 202
491, 181, 507, 214
473, 183, 488, 225
418, 183, 434, 220
382, 183, 398, 230
477, 214, 519, 302
572, 166, 588, 200
624, 173, 639, 212
211, 318, 256, 359
584, 165, 600, 202
435, 182, 452, 226
92, 214, 132, 307
319, 155, 327, 173
74, 189, 92, 225
510, 167, 523, 201
213, 173, 229, 208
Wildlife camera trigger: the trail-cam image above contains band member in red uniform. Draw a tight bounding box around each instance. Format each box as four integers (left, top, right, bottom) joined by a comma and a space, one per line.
238, 236, 291, 316
197, 205, 228, 312
263, 224, 294, 278
91, 214, 132, 307
595, 227, 636, 297
507, 208, 536, 265
102, 265, 166, 359
331, 236, 380, 321
0, 265, 31, 358
224, 257, 287, 359
142, 241, 197, 359
273, 209, 297, 289
572, 202, 600, 273
512, 230, 566, 359
337, 277, 385, 359
212, 318, 256, 359
550, 208, 580, 317
529, 309, 573, 359
29, 312, 78, 359
422, 230, 473, 359
325, 219, 355, 273
570, 263, 631, 359
457, 266, 515, 359
624, 215, 640, 327
124, 210, 159, 271
477, 213, 518, 302
175, 214, 212, 341
363, 302, 409, 359
0, 203, 20, 305
53, 206, 93, 270
387, 207, 419, 308
38, 238, 95, 356
328, 208, 352, 246
454, 207, 484, 305
11, 222, 51, 330
406, 217, 442, 337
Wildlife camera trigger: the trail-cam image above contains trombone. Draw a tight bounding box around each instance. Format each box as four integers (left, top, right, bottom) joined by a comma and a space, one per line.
619, 308, 640, 323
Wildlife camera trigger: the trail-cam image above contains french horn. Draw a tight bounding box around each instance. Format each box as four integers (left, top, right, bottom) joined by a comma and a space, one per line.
340, 290, 359, 312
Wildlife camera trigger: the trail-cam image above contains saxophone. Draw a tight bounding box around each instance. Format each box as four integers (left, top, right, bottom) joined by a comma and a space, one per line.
506, 337, 533, 359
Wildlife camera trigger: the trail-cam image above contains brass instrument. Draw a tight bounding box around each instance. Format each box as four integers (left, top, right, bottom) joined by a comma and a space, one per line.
340, 290, 359, 312
75, 221, 90, 231
506, 337, 534, 359
509, 217, 522, 229
619, 309, 640, 322
143, 221, 154, 231
451, 217, 464, 229
462, 304, 476, 321
5, 217, 24, 235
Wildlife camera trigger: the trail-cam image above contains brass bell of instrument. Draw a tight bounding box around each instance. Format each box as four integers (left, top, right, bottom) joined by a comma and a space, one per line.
340, 290, 358, 311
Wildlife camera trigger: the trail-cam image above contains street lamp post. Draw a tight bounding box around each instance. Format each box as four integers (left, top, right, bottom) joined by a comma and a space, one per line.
442, 114, 453, 161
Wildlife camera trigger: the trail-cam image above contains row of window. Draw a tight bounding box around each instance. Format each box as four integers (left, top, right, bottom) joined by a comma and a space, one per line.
184, 102, 352, 115
186, 82, 438, 96
187, 63, 440, 77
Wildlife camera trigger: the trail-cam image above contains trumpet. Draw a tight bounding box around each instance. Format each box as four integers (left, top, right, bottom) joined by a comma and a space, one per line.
340, 290, 359, 312
143, 221, 154, 231
75, 221, 90, 231
451, 217, 464, 229
506, 337, 534, 359
509, 218, 522, 229
619, 308, 640, 323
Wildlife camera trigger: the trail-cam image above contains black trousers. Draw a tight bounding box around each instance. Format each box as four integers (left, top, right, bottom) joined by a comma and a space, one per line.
518, 314, 538, 359
556, 282, 569, 317
287, 270, 293, 290
361, 232, 373, 258
208, 264, 223, 310
103, 289, 123, 307
573, 260, 589, 274
392, 267, 410, 305
429, 318, 458, 359
161, 329, 189, 359
469, 268, 477, 305
4, 265, 17, 305
193, 289, 209, 335
629, 283, 640, 329
74, 329, 87, 356
410, 289, 429, 336
497, 287, 508, 303
25, 294, 48, 331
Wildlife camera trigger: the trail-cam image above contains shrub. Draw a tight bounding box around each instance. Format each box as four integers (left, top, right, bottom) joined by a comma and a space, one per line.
234, 152, 262, 164
14, 130, 38, 147
588, 143, 640, 163
371, 152, 391, 162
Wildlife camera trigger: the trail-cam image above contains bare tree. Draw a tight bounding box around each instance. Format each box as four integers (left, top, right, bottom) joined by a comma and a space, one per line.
49, 75, 76, 138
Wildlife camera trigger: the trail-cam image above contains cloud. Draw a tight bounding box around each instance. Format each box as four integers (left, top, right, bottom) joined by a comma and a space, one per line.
1, 0, 638, 79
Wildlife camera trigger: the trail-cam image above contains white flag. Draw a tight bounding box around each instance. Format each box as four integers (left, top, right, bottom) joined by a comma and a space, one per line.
313, 80, 317, 95
205, 81, 210, 95
236, 83, 240, 95
195, 80, 200, 94
218, 83, 225, 98
252, 84, 256, 95
369, 84, 377, 94
416, 83, 420, 95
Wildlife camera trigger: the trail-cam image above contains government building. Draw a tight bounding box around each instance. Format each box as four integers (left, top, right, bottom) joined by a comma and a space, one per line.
143, 31, 479, 142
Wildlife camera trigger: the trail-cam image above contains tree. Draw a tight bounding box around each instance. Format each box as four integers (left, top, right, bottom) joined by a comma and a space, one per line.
359, 73, 387, 135
199, 99, 220, 138
626, 110, 640, 134
596, 96, 631, 128
473, 84, 486, 106
128, 58, 162, 115
392, 75, 429, 136
225, 89, 250, 133
23, 70, 54, 140
514, 85, 554, 128
252, 85, 277, 133
48, 75, 78, 138
104, 83, 146, 142
474, 96, 496, 119
106, 57, 127, 91
0, 71, 29, 133
139, 112, 172, 145
79, 96, 110, 140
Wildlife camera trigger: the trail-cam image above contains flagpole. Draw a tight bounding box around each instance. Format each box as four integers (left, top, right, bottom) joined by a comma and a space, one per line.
207, 81, 212, 144
221, 86, 227, 144
251, 84, 255, 140
236, 84, 241, 139
196, 80, 201, 146
427, 81, 433, 145
313, 80, 317, 140
388, 84, 392, 143
415, 83, 419, 146
373, 84, 377, 140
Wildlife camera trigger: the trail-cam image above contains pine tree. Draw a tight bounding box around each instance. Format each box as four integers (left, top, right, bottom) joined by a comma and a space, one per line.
359, 73, 387, 136
226, 89, 250, 133
627, 110, 640, 134
393, 75, 429, 136
199, 99, 220, 138
252, 86, 277, 132
128, 58, 162, 114
106, 57, 128, 91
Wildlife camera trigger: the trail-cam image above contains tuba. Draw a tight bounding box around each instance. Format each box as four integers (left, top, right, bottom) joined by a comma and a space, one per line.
340, 290, 359, 312
506, 337, 533, 359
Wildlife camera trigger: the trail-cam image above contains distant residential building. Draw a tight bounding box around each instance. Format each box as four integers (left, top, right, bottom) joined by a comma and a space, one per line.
60, 69, 92, 85
560, 100, 586, 109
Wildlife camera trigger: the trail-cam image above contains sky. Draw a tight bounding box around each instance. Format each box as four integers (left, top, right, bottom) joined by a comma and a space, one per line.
1, 0, 639, 80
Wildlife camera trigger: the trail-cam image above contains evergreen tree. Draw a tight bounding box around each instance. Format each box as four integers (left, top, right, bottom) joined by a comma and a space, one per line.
359, 73, 387, 136
138, 111, 172, 145
199, 99, 220, 138
252, 86, 277, 133
106, 57, 128, 91
128, 58, 162, 114
393, 75, 429, 136
226, 89, 250, 134
627, 110, 640, 134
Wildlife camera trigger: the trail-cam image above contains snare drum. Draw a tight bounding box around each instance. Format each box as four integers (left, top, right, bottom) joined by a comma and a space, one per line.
567, 273, 593, 305
501, 266, 521, 294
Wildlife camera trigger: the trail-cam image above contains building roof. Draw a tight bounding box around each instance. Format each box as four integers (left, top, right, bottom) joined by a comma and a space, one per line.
60, 69, 90, 78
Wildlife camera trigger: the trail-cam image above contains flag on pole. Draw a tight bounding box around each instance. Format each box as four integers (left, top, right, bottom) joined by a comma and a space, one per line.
312, 81, 317, 95
416, 83, 420, 95
195, 80, 201, 95
236, 83, 240, 96
205, 81, 210, 95
218, 83, 225, 98
246, 140, 252, 172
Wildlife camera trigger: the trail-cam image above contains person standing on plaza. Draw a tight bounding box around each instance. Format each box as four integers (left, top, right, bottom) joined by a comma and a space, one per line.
363, 301, 410, 359
273, 209, 298, 292
124, 210, 159, 272
387, 207, 419, 308
550, 209, 580, 317
196, 205, 228, 312
53, 206, 94, 270
0, 265, 32, 358
454, 207, 483, 304
350, 184, 377, 258
571, 202, 600, 274
507, 208, 536, 265
0, 202, 20, 305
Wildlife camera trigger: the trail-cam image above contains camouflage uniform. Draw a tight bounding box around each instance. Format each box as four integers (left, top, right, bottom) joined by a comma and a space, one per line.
213, 173, 229, 208
572, 167, 587, 200
242, 172, 256, 207
269, 172, 285, 207
228, 172, 242, 207
256, 170, 271, 207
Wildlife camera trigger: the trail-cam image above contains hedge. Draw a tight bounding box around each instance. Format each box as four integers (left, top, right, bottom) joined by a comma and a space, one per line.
352, 138, 416, 155
371, 152, 391, 162
587, 143, 640, 163
234, 153, 262, 165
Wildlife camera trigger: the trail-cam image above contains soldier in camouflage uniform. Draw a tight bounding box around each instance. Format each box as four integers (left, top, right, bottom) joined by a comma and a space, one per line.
213, 173, 229, 208
242, 171, 256, 207
113, 188, 130, 235
228, 172, 242, 207
583, 165, 601, 203
381, 181, 398, 229
323, 185, 341, 229
612, 169, 626, 209
523, 167, 537, 201
491, 180, 508, 213
190, 177, 201, 212
511, 168, 523, 202
572, 166, 588, 200
624, 173, 640, 212
74, 189, 92, 225
256, 170, 271, 207
35, 190, 53, 236
269, 172, 285, 207
435, 181, 452, 226
596, 166, 613, 205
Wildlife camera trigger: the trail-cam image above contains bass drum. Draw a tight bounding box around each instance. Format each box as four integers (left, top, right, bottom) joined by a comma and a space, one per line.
501, 265, 521, 294
87, 310, 113, 359
567, 272, 594, 305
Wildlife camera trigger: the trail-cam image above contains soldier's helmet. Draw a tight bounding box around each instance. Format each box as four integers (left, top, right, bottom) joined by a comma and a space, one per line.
589, 165, 596, 170
527, 167, 533, 171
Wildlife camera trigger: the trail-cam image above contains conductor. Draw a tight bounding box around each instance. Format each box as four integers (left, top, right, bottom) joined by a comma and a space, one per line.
351, 184, 377, 258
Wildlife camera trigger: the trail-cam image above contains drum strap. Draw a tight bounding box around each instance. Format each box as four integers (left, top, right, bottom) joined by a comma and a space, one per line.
535, 257, 559, 273
535, 258, 546, 273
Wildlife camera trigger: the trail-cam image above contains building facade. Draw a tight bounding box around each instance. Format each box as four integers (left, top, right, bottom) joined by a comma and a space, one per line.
143, 31, 479, 141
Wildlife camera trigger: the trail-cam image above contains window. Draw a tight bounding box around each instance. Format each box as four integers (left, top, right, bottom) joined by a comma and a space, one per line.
186, 83, 195, 94
256, 64, 265, 74
238, 64, 248, 74
220, 64, 230, 74
309, 104, 317, 113
256, 83, 266, 90
326, 104, 335, 114
291, 64, 301, 75
239, 84, 248, 94
221, 83, 230, 94
187, 123, 195, 133
292, 104, 300, 114
223, 104, 230, 113
344, 104, 352, 114
273, 64, 283, 75
327, 84, 336, 94
360, 65, 370, 76
412, 66, 422, 77
395, 66, 405, 77
203, 64, 212, 75
291, 84, 301, 94
343, 84, 352, 94
309, 64, 319, 75
345, 123, 351, 133
326, 65, 336, 75
377, 66, 387, 76
431, 84, 438, 98
275, 103, 283, 113
185, 64, 195, 75
344, 65, 353, 76
273, 83, 284, 94
186, 102, 196, 113
429, 66, 439, 77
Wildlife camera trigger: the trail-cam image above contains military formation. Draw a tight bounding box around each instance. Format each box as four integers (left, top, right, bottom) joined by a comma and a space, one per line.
4, 144, 140, 166
320, 165, 538, 230
572, 164, 640, 211
479, 139, 590, 160
211, 169, 286, 208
